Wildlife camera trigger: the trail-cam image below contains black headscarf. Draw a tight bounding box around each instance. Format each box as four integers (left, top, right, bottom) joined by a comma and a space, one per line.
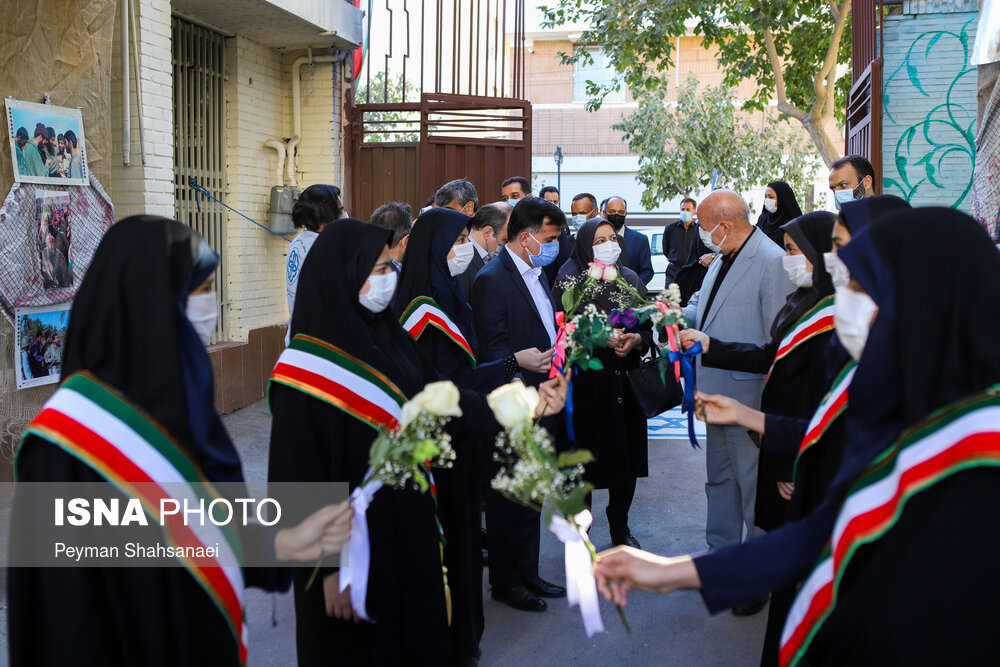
838, 208, 1000, 481
770, 211, 836, 341
393, 207, 476, 348
61, 216, 244, 483
555, 218, 646, 313
757, 181, 803, 244
291, 219, 428, 399
837, 194, 911, 236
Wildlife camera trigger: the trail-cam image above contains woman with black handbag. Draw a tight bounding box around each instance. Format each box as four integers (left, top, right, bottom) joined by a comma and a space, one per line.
553, 218, 652, 548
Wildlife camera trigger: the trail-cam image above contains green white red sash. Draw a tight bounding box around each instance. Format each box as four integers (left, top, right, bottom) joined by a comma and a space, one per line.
794, 362, 857, 473
19, 372, 248, 665
765, 295, 836, 386
399, 296, 476, 367
269, 335, 407, 431
779, 387, 1000, 667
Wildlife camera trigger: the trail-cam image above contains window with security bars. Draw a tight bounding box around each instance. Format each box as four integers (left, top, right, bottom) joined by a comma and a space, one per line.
172, 17, 227, 342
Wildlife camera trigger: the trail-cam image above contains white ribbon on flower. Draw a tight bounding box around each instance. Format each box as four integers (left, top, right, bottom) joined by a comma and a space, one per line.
339, 476, 383, 622
548, 509, 605, 637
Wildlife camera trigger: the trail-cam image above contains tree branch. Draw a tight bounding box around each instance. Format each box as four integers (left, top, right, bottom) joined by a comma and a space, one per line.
762, 25, 808, 121
824, 65, 837, 121
811, 0, 852, 120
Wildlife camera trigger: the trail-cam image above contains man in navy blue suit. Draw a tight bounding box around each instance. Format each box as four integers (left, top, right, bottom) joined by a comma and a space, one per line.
602, 196, 654, 286
472, 196, 568, 612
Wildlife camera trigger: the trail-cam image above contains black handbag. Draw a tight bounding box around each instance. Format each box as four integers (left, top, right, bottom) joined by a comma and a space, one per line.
627, 343, 684, 418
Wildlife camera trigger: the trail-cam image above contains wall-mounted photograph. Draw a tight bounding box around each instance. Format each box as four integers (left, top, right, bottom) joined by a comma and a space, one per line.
15, 303, 71, 389
6, 99, 88, 186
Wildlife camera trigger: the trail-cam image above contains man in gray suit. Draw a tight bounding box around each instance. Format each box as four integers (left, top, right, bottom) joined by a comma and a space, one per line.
682, 190, 793, 589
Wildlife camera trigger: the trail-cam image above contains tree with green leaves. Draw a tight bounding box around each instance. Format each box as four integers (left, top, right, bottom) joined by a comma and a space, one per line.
616, 76, 817, 209
541, 0, 851, 167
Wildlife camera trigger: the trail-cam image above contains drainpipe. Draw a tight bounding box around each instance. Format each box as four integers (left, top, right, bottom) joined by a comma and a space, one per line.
122, 0, 131, 166
264, 138, 286, 187
291, 50, 347, 179
284, 135, 300, 188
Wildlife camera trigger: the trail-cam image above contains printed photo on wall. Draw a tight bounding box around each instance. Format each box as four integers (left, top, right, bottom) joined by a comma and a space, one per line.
5, 99, 88, 186
35, 190, 73, 289
15, 303, 71, 390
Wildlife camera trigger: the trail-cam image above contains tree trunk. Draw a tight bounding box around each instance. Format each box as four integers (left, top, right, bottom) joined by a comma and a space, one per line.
800, 115, 842, 168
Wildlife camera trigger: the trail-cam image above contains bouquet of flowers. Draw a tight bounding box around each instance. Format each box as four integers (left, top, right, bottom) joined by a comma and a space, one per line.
488, 382, 630, 636
311, 381, 462, 623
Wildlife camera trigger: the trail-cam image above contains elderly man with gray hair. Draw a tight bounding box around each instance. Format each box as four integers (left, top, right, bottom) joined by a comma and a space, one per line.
681, 189, 793, 615
434, 178, 479, 217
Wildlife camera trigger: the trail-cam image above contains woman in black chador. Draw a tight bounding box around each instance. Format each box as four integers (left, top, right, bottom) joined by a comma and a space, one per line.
9, 216, 347, 666
269, 220, 565, 666
756, 181, 803, 248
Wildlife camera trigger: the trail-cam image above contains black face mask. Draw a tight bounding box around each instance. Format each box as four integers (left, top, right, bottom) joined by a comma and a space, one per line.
607, 214, 626, 231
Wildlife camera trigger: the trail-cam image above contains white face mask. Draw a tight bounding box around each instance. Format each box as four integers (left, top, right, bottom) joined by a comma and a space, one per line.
447, 241, 476, 276
823, 252, 850, 288
679, 210, 694, 224
699, 222, 726, 254
592, 240, 621, 265
782, 254, 813, 287
763, 198, 777, 213
833, 182, 866, 211
834, 286, 878, 361
359, 271, 398, 314
186, 292, 217, 345
571, 214, 588, 228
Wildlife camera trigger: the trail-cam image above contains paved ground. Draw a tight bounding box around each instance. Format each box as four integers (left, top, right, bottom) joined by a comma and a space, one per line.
0, 400, 766, 666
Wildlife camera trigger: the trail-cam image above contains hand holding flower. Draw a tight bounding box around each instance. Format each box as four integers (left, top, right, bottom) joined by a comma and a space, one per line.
679, 329, 709, 352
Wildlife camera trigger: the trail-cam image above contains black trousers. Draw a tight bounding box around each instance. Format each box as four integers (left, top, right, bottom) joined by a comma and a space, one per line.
604, 478, 637, 533
485, 487, 540, 590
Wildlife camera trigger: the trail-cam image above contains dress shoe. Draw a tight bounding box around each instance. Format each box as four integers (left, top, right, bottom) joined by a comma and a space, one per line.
610, 529, 641, 549
525, 575, 566, 598
732, 595, 769, 617
491, 586, 547, 612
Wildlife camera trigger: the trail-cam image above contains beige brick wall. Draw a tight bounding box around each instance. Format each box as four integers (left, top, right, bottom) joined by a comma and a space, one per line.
109, 0, 175, 218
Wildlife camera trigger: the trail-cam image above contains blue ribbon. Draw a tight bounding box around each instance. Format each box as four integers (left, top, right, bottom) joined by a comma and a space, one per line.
667, 342, 702, 449
553, 361, 576, 444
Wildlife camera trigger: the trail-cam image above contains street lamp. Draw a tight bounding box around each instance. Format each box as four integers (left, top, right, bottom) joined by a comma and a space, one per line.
553, 146, 564, 206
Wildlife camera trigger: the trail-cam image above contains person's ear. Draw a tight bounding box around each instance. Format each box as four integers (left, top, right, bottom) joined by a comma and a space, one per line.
399, 234, 409, 252
463, 202, 475, 216
863, 175, 873, 192
483, 226, 495, 243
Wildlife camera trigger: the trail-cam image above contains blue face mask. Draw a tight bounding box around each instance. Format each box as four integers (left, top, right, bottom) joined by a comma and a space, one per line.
508, 196, 521, 207
833, 182, 866, 210
679, 210, 693, 223
528, 233, 560, 267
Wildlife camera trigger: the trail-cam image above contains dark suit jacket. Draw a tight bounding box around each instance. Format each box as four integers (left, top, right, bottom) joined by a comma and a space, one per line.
456, 249, 486, 301
541, 227, 575, 289
471, 248, 557, 388
622, 227, 654, 285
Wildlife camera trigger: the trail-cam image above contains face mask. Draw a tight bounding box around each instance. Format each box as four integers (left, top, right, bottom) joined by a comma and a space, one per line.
679, 211, 693, 224
186, 292, 217, 345
592, 241, 621, 265
834, 286, 878, 361
359, 271, 398, 313
833, 181, 867, 211
571, 214, 588, 228
782, 254, 813, 287
527, 233, 560, 267
447, 241, 476, 276
699, 223, 726, 254
507, 197, 521, 207
606, 214, 626, 231
823, 252, 850, 288
763, 198, 777, 213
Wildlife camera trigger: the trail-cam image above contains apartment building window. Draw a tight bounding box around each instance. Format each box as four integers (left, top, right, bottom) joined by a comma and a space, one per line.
573, 49, 626, 102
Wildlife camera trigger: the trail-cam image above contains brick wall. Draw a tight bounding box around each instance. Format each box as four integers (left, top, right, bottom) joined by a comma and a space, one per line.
109, 0, 175, 218
881, 10, 978, 210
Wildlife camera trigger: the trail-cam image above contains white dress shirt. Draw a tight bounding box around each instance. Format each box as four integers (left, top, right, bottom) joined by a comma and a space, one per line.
470, 236, 489, 260
506, 246, 557, 345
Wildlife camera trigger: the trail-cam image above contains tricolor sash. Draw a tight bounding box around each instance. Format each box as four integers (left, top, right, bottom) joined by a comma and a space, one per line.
400, 296, 476, 367
19, 372, 248, 665
764, 295, 836, 386
779, 387, 1000, 667
793, 362, 857, 474
269, 335, 407, 431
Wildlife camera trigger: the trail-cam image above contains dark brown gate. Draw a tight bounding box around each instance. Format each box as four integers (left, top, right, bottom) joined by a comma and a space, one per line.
845, 0, 884, 192
346, 0, 530, 220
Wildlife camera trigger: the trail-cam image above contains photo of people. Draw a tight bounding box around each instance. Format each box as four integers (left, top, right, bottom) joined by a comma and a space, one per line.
36, 190, 73, 289
6, 98, 88, 186
15, 304, 71, 389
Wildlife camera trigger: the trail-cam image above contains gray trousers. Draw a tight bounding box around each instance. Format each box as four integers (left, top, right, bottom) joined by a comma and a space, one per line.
705, 423, 763, 549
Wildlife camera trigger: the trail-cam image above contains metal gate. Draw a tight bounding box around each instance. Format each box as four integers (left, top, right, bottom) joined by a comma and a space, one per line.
172, 17, 227, 340
346, 0, 530, 220
846, 0, 884, 192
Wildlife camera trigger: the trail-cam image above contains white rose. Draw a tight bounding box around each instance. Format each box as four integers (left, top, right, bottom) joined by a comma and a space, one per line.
487, 382, 540, 429
411, 380, 463, 418
587, 261, 605, 280
398, 401, 422, 430
602, 264, 618, 283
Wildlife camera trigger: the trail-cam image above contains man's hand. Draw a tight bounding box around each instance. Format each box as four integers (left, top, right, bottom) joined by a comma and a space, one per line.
679, 329, 709, 352
534, 371, 570, 418
324, 572, 357, 621
515, 347, 553, 374
274, 500, 351, 562
594, 547, 700, 607
613, 332, 641, 358
699, 253, 715, 267
777, 482, 795, 501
